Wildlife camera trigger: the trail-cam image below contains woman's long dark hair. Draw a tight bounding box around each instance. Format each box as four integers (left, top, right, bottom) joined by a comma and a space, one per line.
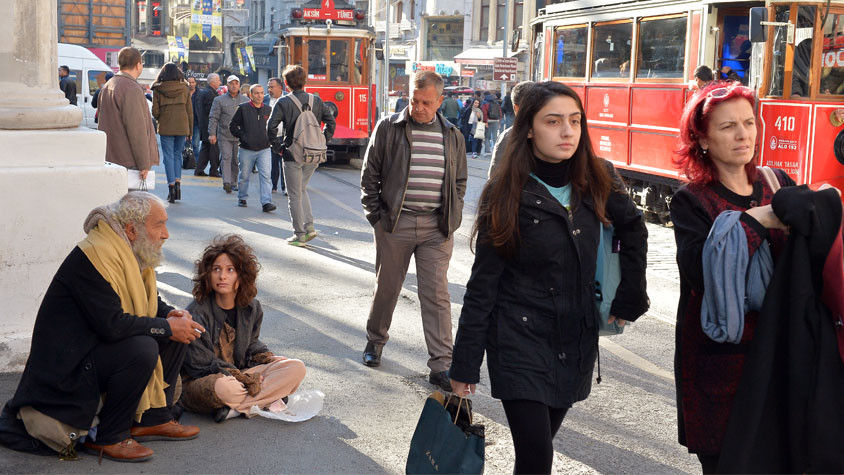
473, 81, 615, 256
155, 62, 185, 83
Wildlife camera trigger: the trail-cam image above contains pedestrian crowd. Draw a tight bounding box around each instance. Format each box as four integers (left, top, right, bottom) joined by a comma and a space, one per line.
1, 58, 842, 475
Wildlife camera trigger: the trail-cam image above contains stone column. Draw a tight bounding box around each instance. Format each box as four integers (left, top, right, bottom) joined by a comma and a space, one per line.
0, 0, 126, 371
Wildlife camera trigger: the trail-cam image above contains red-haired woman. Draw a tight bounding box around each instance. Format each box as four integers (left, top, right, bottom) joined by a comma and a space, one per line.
449, 81, 649, 474
179, 235, 306, 422
670, 81, 794, 472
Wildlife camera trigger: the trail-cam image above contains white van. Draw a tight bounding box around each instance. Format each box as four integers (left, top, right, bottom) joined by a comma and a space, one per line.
57, 43, 114, 129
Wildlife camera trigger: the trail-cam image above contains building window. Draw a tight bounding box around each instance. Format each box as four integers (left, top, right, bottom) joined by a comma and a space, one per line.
636, 16, 687, 79
553, 25, 587, 78
396, 1, 403, 22
480, 0, 489, 42
427, 18, 464, 61
410, 0, 415, 20
591, 20, 633, 79
821, 12, 844, 95
496, 0, 506, 41
513, 0, 524, 30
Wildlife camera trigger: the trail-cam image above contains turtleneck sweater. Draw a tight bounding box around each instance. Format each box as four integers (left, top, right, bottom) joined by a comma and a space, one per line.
533, 156, 571, 188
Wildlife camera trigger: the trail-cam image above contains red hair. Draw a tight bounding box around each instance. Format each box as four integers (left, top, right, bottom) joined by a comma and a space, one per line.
674, 81, 758, 184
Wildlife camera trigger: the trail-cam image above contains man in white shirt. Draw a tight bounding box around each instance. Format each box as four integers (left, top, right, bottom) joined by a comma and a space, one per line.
265, 77, 286, 195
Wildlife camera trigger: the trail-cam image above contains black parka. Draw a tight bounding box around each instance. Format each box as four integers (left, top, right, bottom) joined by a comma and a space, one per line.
450, 164, 648, 407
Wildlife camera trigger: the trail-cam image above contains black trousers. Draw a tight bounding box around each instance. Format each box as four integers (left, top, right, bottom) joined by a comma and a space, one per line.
91, 335, 187, 445
697, 453, 720, 474
270, 150, 285, 191
501, 399, 569, 474
195, 140, 220, 175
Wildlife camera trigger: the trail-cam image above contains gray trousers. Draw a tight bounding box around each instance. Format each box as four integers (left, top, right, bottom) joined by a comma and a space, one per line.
219, 139, 240, 185
366, 213, 454, 372
282, 160, 318, 237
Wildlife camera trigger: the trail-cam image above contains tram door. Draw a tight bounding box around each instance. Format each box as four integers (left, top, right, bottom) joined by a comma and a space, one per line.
716, 7, 752, 84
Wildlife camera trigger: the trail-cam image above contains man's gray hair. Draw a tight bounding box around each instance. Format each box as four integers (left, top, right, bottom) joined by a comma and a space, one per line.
412, 70, 444, 96
207, 73, 220, 83
511, 81, 536, 108
112, 192, 166, 229
250, 84, 264, 94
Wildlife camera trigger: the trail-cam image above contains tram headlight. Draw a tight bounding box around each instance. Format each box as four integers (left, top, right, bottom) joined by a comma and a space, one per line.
291, 8, 303, 19
354, 9, 366, 21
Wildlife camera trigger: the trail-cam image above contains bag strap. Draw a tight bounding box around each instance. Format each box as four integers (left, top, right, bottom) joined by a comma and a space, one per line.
445, 394, 474, 426
759, 166, 781, 193
307, 93, 314, 112
287, 93, 304, 112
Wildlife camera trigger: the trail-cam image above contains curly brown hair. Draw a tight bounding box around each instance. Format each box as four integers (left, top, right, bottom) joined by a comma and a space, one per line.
192, 235, 261, 307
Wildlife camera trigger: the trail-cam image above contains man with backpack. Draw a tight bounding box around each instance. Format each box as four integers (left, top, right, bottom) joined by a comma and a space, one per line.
481, 91, 502, 155
267, 65, 336, 247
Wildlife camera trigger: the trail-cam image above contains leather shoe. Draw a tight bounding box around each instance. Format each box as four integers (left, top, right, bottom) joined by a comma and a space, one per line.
362, 342, 382, 367
429, 370, 452, 392
130, 420, 199, 442
262, 203, 277, 212
223, 183, 232, 193
194, 171, 207, 177
83, 438, 153, 463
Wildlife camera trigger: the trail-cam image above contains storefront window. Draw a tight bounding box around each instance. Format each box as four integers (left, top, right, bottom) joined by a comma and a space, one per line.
769, 6, 791, 96
427, 18, 463, 61
330, 40, 350, 82
592, 21, 633, 78
821, 12, 844, 95
637, 16, 686, 79
553, 26, 587, 78
307, 39, 327, 80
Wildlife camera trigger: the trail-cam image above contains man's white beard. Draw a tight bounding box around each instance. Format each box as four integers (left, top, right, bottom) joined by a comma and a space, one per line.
132, 226, 164, 270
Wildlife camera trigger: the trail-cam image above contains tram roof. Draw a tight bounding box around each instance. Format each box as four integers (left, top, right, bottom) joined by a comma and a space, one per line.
276, 25, 375, 39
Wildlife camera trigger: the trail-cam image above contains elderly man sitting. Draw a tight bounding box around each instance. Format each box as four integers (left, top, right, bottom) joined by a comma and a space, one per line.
0, 192, 205, 462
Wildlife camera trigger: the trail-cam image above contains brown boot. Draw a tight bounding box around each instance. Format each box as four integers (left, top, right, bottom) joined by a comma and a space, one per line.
130, 420, 199, 442
83, 438, 153, 463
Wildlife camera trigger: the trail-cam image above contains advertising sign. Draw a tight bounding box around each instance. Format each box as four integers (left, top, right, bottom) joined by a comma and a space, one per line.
408, 61, 460, 77
493, 57, 518, 81
237, 46, 255, 75
167, 36, 189, 63
190, 0, 223, 43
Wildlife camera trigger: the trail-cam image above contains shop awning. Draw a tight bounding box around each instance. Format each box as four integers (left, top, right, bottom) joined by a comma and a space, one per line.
454, 47, 518, 65
246, 32, 280, 56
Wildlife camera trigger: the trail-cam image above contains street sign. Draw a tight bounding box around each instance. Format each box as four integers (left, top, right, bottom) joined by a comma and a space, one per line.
493, 57, 518, 81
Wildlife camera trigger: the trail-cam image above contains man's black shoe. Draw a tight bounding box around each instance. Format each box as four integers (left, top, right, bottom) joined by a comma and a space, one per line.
194, 171, 207, 177
262, 203, 277, 212
429, 371, 452, 392
209, 172, 222, 178
362, 342, 382, 367
238, 200, 247, 207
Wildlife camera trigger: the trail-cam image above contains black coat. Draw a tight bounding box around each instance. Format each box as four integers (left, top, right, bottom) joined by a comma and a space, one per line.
195, 85, 217, 142
7, 247, 173, 429
719, 186, 844, 473
450, 165, 648, 407
229, 102, 272, 151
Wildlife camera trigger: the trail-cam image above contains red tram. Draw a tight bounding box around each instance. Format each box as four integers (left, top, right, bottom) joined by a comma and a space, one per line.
531, 0, 844, 221
276, 0, 375, 161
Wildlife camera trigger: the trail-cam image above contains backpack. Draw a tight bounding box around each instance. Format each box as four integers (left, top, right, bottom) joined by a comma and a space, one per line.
286, 93, 327, 164
487, 101, 502, 120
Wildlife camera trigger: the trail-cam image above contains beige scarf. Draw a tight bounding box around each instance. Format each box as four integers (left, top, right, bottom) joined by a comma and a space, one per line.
78, 218, 167, 421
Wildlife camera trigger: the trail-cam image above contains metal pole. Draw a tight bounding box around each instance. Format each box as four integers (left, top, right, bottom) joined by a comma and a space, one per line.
501, 0, 509, 97
383, 0, 391, 118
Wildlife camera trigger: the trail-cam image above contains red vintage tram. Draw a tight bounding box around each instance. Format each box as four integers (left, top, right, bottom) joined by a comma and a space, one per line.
276, 0, 375, 161
531, 0, 844, 221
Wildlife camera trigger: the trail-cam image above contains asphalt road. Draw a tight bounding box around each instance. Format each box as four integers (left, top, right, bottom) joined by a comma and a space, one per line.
0, 156, 698, 474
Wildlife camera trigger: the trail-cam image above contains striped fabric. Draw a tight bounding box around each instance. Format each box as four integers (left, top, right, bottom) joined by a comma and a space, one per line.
402, 121, 445, 212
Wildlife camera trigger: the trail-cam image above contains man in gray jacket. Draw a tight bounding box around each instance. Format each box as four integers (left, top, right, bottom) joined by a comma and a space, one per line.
359, 70, 467, 392
209, 75, 249, 193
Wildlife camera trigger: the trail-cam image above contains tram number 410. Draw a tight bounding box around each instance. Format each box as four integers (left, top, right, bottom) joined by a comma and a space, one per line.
775, 116, 796, 132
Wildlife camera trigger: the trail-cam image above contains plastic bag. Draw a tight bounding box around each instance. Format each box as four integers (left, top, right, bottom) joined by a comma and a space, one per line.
249, 389, 324, 422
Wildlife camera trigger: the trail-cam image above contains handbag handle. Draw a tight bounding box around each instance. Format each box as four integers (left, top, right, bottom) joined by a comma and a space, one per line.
445, 394, 474, 426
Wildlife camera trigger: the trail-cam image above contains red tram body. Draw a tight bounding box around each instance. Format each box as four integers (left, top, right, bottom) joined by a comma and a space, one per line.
531, 0, 844, 220
276, 1, 376, 160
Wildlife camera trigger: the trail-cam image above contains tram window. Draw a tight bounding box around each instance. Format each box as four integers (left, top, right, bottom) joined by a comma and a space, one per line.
637, 17, 686, 79
592, 21, 633, 79
821, 12, 844, 95
553, 26, 587, 78
790, 6, 816, 97
719, 15, 752, 84
768, 6, 791, 96
292, 37, 304, 66
308, 39, 328, 81
330, 40, 350, 82
353, 38, 366, 84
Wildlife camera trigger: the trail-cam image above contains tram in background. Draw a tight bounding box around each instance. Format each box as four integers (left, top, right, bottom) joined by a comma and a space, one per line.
530, 0, 844, 221
276, 0, 375, 161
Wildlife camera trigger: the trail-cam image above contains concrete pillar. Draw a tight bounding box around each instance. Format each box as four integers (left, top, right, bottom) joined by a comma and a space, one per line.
0, 0, 126, 371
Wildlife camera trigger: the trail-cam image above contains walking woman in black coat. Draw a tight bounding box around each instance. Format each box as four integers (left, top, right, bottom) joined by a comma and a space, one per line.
449, 81, 649, 474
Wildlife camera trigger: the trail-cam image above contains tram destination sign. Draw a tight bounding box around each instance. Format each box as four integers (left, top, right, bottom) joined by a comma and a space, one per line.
303, 0, 355, 20
493, 57, 518, 81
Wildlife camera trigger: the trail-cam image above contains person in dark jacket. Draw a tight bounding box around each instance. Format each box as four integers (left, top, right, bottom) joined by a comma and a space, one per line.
670, 81, 795, 473
188, 76, 201, 159
194, 73, 222, 177
0, 193, 204, 462
360, 70, 468, 391
394, 91, 408, 112
449, 81, 648, 475
267, 65, 336, 246
59, 65, 77, 106
180, 235, 306, 423
91, 72, 114, 124
229, 84, 275, 212
152, 62, 193, 203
